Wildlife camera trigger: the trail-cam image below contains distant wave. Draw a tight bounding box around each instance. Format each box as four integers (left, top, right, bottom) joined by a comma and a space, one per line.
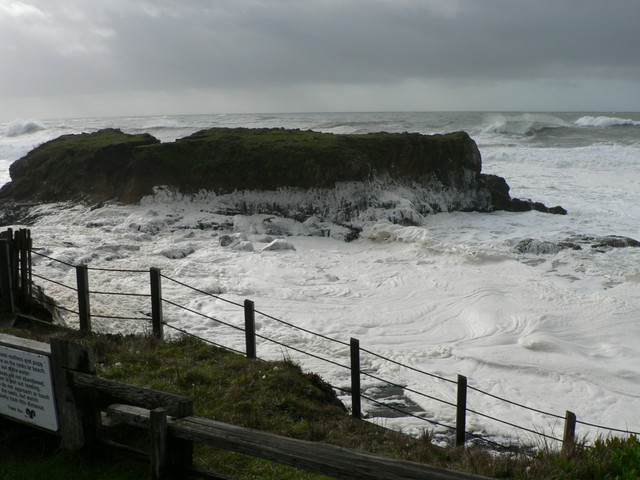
140, 117, 188, 130
575, 116, 640, 128
482, 114, 569, 136
5, 119, 46, 137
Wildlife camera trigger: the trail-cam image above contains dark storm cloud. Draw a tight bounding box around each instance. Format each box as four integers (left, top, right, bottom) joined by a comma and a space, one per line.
1, 0, 639, 115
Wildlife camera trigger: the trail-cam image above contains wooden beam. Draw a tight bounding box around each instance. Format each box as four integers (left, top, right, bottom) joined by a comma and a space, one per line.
170, 416, 492, 480
105, 404, 490, 480
69, 370, 191, 418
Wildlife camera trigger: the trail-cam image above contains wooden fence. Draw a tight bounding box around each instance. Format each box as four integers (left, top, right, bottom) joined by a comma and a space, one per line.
0, 228, 32, 321
0, 333, 492, 480
0, 229, 585, 453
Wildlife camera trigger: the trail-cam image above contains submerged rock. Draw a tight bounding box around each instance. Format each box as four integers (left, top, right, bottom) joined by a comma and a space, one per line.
515, 235, 640, 254
569, 235, 640, 250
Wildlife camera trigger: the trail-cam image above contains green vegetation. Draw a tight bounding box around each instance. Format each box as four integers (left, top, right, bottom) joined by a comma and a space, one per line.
0, 127, 482, 204
1, 325, 638, 480
138, 127, 477, 192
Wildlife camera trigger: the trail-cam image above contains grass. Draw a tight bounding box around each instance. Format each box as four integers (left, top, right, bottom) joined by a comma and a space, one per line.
1, 325, 638, 480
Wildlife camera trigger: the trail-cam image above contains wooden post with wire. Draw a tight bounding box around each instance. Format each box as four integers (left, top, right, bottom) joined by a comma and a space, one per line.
563, 410, 577, 455
456, 374, 468, 447
244, 299, 256, 359
350, 337, 362, 419
150, 267, 164, 340
0, 239, 15, 319
76, 265, 91, 332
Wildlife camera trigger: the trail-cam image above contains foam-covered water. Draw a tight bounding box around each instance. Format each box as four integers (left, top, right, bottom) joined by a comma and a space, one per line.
1, 111, 639, 445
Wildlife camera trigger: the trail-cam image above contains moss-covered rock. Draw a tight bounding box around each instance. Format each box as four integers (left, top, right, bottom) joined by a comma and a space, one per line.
1, 128, 159, 203
0, 127, 565, 224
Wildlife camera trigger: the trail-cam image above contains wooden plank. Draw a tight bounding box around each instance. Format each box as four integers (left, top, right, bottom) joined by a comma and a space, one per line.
170, 417, 492, 480
69, 370, 191, 417
105, 403, 152, 428
104, 405, 490, 480
0, 333, 51, 356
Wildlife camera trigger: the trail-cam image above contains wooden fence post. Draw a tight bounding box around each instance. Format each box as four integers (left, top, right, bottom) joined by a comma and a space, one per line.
350, 337, 362, 419
17, 228, 31, 307
563, 410, 577, 455
244, 299, 256, 359
168, 398, 194, 478
76, 265, 91, 332
0, 239, 15, 316
50, 337, 98, 450
150, 408, 168, 480
150, 268, 164, 340
456, 375, 468, 447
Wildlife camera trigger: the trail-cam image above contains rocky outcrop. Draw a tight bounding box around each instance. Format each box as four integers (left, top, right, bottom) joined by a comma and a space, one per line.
515, 235, 640, 254
0, 127, 565, 226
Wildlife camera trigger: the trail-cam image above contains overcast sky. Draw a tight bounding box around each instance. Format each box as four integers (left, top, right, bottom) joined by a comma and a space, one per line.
1, 0, 639, 120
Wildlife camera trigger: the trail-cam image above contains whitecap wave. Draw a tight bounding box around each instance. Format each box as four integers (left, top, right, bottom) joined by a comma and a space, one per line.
5, 118, 46, 137
575, 115, 640, 128
140, 117, 189, 130
482, 113, 569, 136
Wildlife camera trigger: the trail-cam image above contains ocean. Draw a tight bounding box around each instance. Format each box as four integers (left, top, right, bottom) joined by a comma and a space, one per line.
1, 111, 639, 446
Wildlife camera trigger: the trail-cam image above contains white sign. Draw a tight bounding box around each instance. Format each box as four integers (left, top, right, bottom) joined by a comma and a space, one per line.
0, 345, 58, 431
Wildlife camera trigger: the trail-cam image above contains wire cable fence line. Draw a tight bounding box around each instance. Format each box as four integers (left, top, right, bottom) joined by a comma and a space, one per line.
21, 246, 638, 452
466, 407, 563, 443
575, 420, 640, 437
255, 331, 351, 371
361, 371, 457, 408
89, 290, 151, 298
468, 385, 564, 421
91, 313, 151, 322
360, 392, 456, 433
34, 295, 80, 317
86, 266, 149, 274
32, 250, 76, 267
361, 347, 456, 385
161, 273, 245, 309
162, 321, 246, 356
254, 308, 350, 348
31, 272, 78, 292
162, 298, 244, 333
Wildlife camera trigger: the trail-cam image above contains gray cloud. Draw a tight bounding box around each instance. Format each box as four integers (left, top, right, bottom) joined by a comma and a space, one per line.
1, 0, 639, 118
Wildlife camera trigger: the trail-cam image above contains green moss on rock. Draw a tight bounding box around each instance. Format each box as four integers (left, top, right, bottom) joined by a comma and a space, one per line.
0, 127, 482, 204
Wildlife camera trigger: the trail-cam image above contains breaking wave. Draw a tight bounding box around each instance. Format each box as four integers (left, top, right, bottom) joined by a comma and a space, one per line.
482, 113, 569, 136
574, 115, 640, 128
5, 119, 46, 137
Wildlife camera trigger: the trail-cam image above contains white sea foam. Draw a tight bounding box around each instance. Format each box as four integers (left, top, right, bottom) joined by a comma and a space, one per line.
1, 111, 639, 445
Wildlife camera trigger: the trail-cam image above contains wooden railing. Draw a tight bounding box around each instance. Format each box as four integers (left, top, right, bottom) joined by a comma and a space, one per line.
0, 334, 491, 480
0, 228, 32, 320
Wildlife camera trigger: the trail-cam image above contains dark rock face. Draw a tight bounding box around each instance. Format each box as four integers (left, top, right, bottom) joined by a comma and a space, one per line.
515, 235, 640, 254
0, 127, 565, 223
2, 129, 159, 203
483, 174, 567, 215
